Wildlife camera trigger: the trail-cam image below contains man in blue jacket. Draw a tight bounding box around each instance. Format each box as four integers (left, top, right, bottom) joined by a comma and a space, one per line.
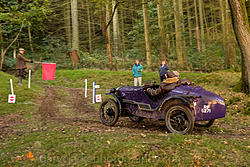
132, 60, 143, 86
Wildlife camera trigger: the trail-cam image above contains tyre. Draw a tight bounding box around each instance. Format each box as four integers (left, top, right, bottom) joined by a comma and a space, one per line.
128, 115, 144, 122
99, 99, 119, 126
165, 105, 194, 134
195, 120, 215, 128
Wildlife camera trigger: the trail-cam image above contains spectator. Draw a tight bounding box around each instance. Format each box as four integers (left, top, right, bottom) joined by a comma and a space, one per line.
159, 60, 170, 82
132, 59, 143, 86
16, 48, 32, 86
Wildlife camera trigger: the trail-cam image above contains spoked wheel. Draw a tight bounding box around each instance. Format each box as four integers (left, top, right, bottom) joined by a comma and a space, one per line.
99, 99, 119, 126
129, 115, 144, 123
165, 105, 194, 134
195, 120, 215, 128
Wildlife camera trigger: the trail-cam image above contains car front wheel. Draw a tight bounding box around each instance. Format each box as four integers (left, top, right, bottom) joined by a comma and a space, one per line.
165, 105, 194, 134
99, 99, 119, 126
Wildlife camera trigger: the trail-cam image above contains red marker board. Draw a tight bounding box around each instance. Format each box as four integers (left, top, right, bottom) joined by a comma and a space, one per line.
42, 63, 56, 80
8, 94, 16, 103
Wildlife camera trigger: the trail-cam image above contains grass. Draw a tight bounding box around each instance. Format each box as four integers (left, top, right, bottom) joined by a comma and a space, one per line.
0, 69, 249, 166
0, 71, 44, 116
0, 130, 249, 166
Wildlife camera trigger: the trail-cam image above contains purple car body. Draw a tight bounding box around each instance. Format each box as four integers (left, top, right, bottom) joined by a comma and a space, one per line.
115, 85, 226, 122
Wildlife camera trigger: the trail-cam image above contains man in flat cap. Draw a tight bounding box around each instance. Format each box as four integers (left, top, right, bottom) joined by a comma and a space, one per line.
16, 48, 33, 86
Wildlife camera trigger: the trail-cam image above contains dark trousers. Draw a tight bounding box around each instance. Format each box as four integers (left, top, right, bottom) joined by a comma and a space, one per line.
18, 69, 25, 77
160, 75, 166, 82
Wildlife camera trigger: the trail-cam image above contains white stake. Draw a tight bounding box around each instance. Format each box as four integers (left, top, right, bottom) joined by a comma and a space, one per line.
93, 82, 95, 104
28, 70, 31, 88
10, 79, 14, 95
85, 79, 87, 98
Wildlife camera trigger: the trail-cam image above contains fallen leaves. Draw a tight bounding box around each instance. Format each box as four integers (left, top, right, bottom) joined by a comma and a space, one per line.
15, 151, 35, 162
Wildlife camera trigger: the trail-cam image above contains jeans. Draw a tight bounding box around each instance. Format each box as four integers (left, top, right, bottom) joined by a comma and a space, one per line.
134, 77, 142, 86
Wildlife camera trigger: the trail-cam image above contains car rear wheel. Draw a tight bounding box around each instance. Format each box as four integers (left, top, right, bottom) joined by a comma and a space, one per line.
99, 99, 119, 126
165, 105, 194, 134
195, 120, 214, 128
129, 115, 144, 122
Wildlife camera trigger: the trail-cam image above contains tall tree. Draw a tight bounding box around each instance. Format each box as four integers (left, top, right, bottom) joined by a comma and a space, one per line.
220, 0, 229, 67
142, 0, 152, 70
27, 23, 34, 52
186, 0, 193, 46
120, 7, 125, 52
71, 0, 79, 51
106, 3, 113, 70
157, 0, 168, 61
225, 0, 237, 68
64, 0, 72, 48
174, 0, 184, 68
86, 0, 92, 53
194, 0, 201, 52
228, 0, 250, 93
198, 0, 205, 51
112, 0, 119, 57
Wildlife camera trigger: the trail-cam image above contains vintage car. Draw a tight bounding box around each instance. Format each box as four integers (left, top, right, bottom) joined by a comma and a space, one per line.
99, 84, 226, 134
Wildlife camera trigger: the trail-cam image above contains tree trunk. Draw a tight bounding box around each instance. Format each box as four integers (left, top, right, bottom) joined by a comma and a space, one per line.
112, 0, 119, 57
198, 0, 205, 51
64, 0, 72, 48
69, 50, 79, 69
186, 0, 193, 46
228, 0, 250, 93
220, 0, 229, 67
226, 0, 237, 68
106, 4, 113, 70
86, 0, 92, 53
120, 7, 125, 52
28, 23, 34, 52
194, 0, 201, 52
174, 0, 184, 68
157, 0, 168, 61
71, 0, 79, 51
142, 0, 151, 71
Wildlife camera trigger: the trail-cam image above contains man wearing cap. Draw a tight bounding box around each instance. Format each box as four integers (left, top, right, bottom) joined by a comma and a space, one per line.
16, 48, 33, 86
146, 71, 192, 96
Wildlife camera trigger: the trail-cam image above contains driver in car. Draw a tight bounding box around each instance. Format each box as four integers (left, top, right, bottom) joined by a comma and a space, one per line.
146, 71, 192, 96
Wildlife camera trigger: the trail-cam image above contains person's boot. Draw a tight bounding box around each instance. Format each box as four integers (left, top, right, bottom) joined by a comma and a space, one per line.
18, 76, 23, 86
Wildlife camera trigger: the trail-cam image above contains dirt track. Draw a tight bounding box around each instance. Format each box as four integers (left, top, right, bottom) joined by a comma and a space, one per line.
0, 86, 249, 140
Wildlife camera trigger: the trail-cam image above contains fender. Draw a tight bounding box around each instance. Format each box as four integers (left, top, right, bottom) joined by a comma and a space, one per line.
105, 93, 122, 114
158, 95, 192, 111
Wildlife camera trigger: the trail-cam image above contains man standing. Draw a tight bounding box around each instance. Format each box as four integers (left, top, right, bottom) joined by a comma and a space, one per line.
16, 48, 32, 86
132, 59, 143, 86
159, 60, 170, 82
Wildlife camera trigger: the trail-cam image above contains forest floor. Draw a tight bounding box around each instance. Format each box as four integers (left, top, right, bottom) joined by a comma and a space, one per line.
0, 69, 249, 166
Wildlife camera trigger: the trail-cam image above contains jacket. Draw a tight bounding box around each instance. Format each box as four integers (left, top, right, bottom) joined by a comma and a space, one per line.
159, 64, 170, 77
132, 64, 143, 78
146, 78, 192, 96
16, 53, 31, 69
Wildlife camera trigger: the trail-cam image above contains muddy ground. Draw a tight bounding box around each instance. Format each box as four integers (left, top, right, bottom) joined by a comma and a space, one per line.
0, 86, 249, 140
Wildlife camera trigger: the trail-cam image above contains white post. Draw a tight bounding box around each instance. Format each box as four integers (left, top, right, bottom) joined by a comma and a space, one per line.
28, 70, 31, 88
93, 82, 95, 104
85, 79, 87, 98
10, 79, 14, 95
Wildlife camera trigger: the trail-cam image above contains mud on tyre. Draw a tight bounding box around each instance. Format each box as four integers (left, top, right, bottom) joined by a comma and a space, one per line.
165, 105, 194, 134
99, 99, 119, 126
